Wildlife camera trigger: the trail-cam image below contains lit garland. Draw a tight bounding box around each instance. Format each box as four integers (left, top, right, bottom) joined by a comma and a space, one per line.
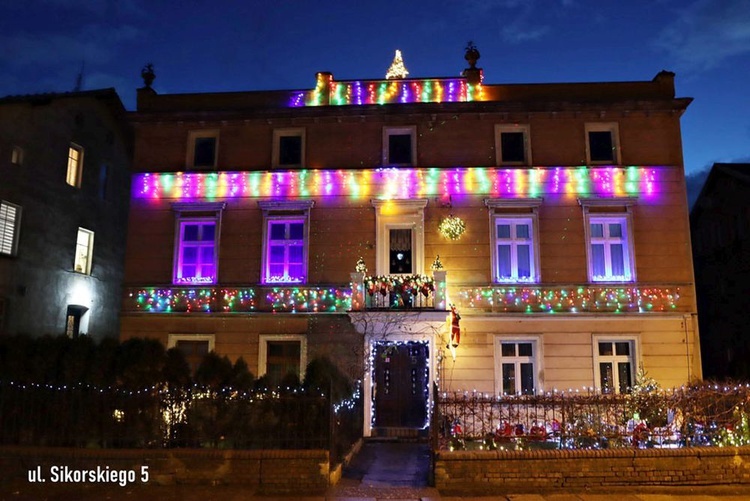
456, 286, 681, 313
290, 73, 483, 107
439, 215, 466, 240
126, 285, 682, 314
133, 166, 659, 202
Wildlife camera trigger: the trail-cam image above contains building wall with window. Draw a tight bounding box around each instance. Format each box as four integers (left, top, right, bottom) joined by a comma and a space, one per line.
121, 64, 699, 433
0, 90, 132, 338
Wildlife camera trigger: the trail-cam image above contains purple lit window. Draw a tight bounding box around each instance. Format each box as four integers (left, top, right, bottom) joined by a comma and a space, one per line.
588, 216, 632, 282
174, 220, 217, 284
493, 217, 536, 283
264, 219, 306, 283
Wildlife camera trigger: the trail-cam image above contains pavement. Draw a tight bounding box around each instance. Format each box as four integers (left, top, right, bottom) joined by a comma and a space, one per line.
4, 442, 750, 500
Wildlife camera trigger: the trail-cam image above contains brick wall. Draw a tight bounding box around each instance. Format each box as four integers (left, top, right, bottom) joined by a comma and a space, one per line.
434, 446, 750, 495
0, 447, 330, 495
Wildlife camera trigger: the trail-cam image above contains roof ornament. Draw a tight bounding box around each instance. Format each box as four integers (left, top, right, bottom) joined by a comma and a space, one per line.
464, 41, 480, 69
385, 50, 409, 80
141, 63, 155, 88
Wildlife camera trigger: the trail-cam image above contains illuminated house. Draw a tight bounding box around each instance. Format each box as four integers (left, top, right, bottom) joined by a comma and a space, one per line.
0, 89, 131, 338
121, 50, 700, 435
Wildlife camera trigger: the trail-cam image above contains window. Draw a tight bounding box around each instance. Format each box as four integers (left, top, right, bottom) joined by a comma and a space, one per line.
493, 217, 536, 282
486, 198, 542, 284
580, 198, 636, 283
0, 201, 21, 256
272, 128, 305, 168
172, 203, 225, 285
587, 216, 634, 282
259, 334, 307, 387
168, 334, 215, 374
495, 337, 541, 395
594, 338, 636, 393
495, 124, 531, 165
585, 123, 620, 164
383, 126, 416, 166
11, 146, 23, 166
259, 201, 313, 284
74, 228, 94, 274
372, 199, 426, 276
187, 130, 219, 169
66, 143, 84, 187
98, 164, 109, 200
65, 305, 88, 338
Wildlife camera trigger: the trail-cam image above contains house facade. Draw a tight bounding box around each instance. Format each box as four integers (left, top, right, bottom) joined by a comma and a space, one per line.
691, 163, 750, 380
0, 89, 131, 338
120, 53, 700, 435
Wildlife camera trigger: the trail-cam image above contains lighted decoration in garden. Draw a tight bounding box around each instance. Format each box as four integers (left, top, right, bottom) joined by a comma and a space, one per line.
133, 166, 659, 202
439, 215, 466, 240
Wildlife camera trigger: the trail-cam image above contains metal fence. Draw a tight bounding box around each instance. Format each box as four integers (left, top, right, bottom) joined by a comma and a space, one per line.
433, 384, 750, 451
0, 381, 362, 463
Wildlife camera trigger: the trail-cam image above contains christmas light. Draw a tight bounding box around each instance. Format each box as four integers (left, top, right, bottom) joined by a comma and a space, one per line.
133, 166, 661, 202
439, 215, 466, 240
385, 50, 409, 80
125, 284, 681, 314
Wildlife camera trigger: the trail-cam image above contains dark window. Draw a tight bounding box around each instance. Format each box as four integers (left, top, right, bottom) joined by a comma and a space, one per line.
389, 228, 412, 274
388, 134, 412, 164
266, 341, 301, 386
500, 132, 526, 163
176, 340, 210, 374
279, 135, 302, 165
65, 305, 88, 338
588, 131, 614, 162
193, 137, 216, 167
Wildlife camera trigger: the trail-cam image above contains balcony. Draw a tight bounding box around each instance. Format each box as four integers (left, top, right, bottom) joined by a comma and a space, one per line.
349, 272, 447, 311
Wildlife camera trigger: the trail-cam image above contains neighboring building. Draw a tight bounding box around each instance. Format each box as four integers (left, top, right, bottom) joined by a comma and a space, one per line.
691, 163, 750, 380
120, 50, 700, 436
0, 89, 132, 338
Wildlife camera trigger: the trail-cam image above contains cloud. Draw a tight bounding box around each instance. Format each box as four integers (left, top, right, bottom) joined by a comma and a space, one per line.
656, 0, 750, 71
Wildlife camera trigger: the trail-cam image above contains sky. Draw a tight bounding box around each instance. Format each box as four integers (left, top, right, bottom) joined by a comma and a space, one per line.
1, 0, 749, 186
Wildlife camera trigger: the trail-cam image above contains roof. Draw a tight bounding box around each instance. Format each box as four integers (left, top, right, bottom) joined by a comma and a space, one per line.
0, 88, 127, 116
690, 163, 750, 220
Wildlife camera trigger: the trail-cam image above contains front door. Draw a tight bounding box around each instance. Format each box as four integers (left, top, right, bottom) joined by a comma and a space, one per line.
373, 341, 428, 428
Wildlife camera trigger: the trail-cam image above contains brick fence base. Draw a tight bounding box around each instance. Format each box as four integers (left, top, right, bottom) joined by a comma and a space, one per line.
434, 446, 750, 495
0, 446, 330, 495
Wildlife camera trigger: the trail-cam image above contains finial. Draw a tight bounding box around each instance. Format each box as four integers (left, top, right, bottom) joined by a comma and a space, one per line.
464, 41, 480, 69
141, 63, 155, 88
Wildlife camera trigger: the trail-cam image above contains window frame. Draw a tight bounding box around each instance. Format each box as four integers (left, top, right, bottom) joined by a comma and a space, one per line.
74, 227, 95, 275
186, 130, 220, 169
0, 200, 22, 257
372, 199, 427, 276
171, 202, 225, 285
66, 143, 84, 188
168, 334, 215, 373
382, 126, 417, 166
592, 335, 639, 394
494, 124, 532, 166
585, 122, 621, 165
485, 198, 542, 284
272, 128, 306, 168
494, 335, 543, 396
258, 334, 307, 383
580, 198, 636, 283
259, 200, 313, 285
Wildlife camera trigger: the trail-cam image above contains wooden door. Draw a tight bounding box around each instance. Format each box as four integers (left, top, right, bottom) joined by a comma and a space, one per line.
374, 342, 428, 428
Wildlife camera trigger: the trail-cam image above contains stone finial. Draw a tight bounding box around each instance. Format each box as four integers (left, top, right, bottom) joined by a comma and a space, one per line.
464, 41, 480, 69
141, 63, 155, 88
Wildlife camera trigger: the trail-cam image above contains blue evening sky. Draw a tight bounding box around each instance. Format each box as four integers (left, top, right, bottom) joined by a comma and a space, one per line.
1, 0, 748, 179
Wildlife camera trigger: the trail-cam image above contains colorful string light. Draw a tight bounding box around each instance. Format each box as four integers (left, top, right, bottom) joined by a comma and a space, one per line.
133, 166, 659, 202
126, 285, 681, 314
290, 74, 483, 107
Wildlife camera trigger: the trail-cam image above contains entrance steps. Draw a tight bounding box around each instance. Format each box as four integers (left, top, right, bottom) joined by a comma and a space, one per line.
370, 427, 429, 442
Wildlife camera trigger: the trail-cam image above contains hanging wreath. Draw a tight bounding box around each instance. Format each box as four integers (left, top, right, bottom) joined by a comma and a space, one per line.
439, 215, 466, 240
